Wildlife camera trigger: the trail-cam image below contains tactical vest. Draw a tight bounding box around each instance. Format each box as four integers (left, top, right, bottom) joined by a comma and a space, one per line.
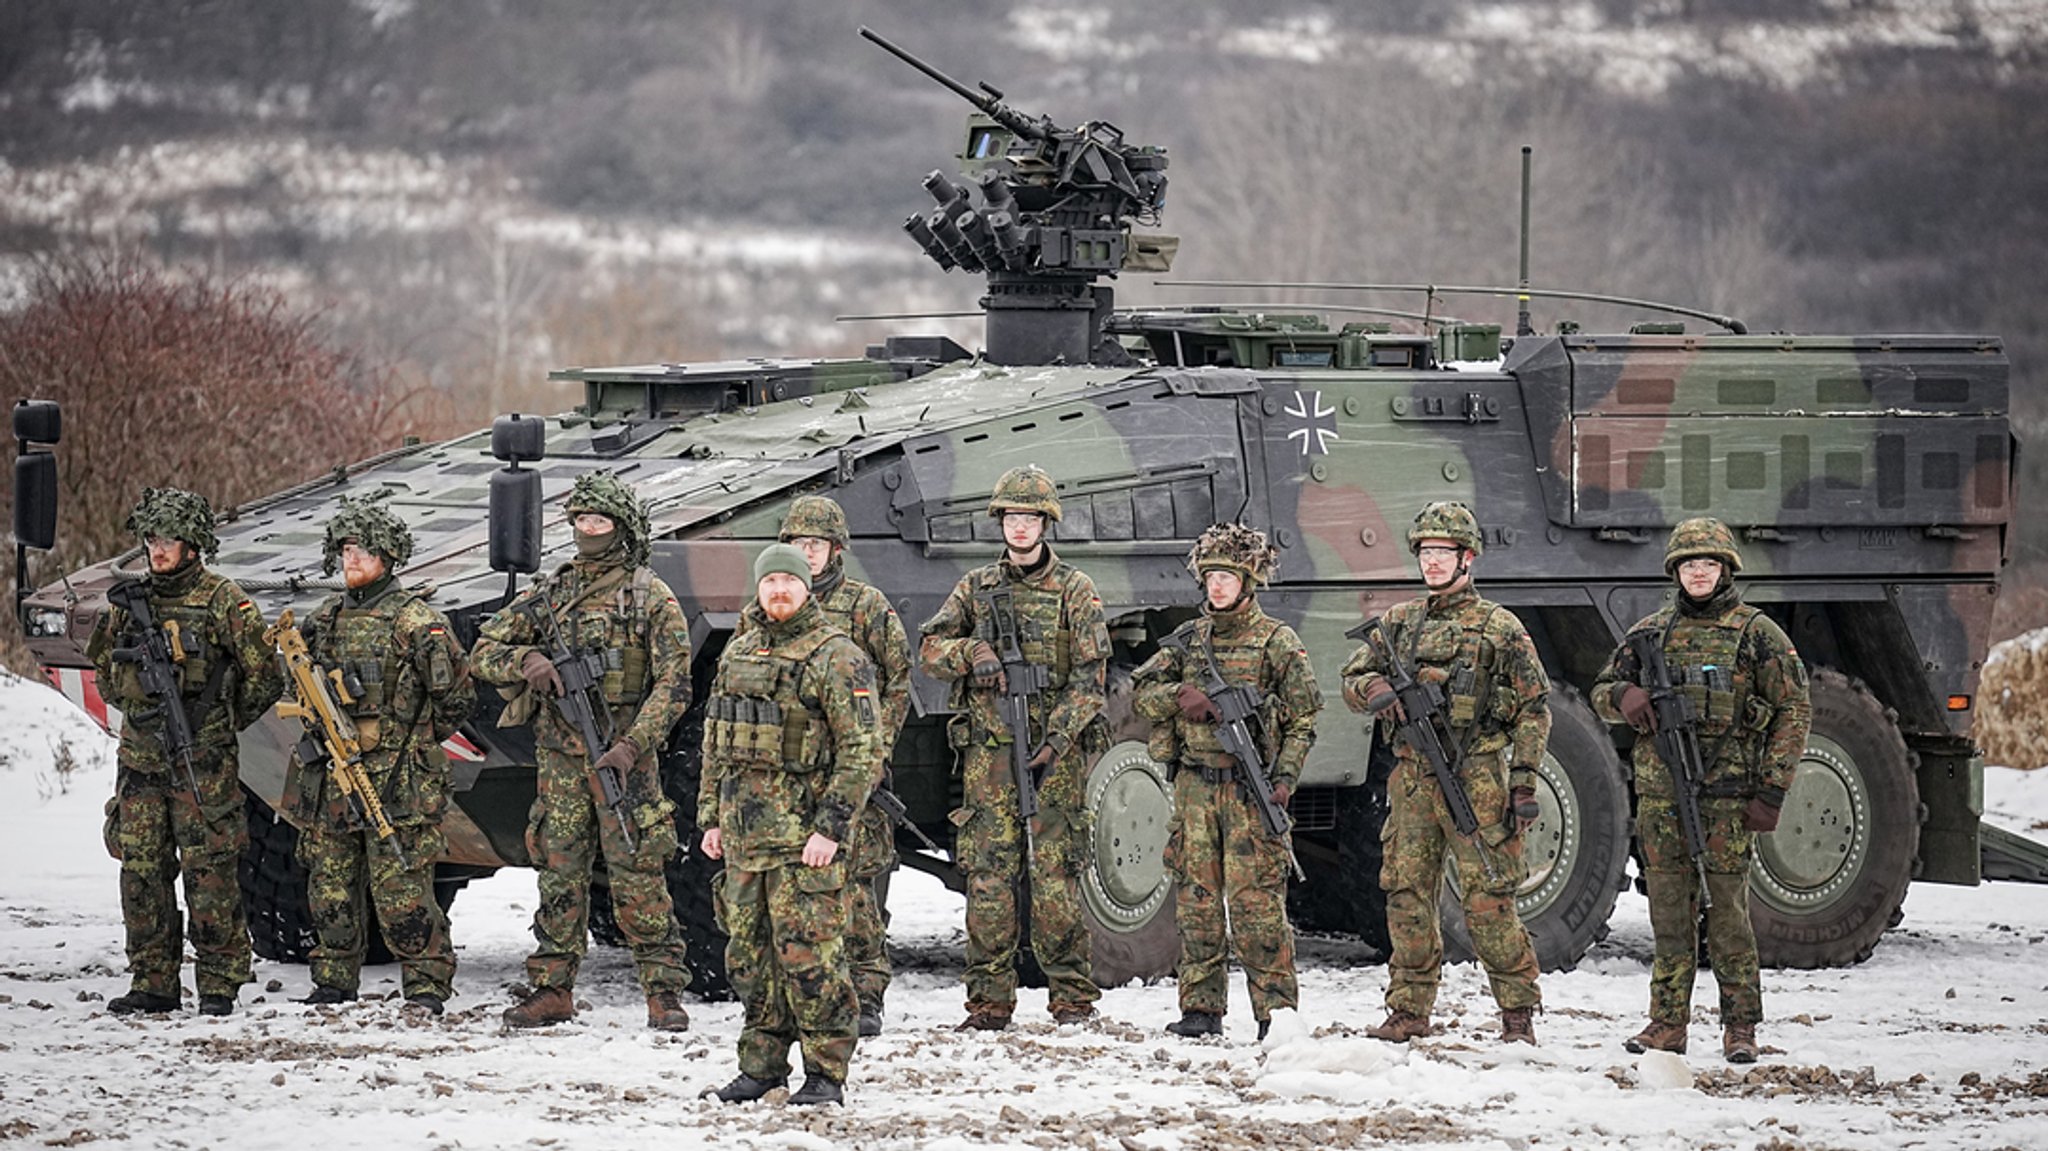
1171, 614, 1284, 771
311, 586, 427, 753
108, 574, 234, 731
705, 626, 836, 772
1399, 601, 1512, 747
546, 565, 658, 708
1659, 605, 1772, 748
967, 565, 1076, 688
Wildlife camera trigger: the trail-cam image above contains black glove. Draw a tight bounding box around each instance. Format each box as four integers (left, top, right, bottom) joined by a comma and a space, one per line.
970, 640, 1007, 692
1743, 793, 1784, 833
1175, 683, 1219, 724
1616, 684, 1656, 733
1511, 785, 1540, 831
521, 649, 564, 697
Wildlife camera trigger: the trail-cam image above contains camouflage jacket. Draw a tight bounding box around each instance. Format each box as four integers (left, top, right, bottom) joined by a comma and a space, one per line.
918, 546, 1110, 757
289, 574, 475, 823
470, 555, 692, 759
1339, 585, 1552, 791
1131, 599, 1320, 788
1592, 584, 1812, 799
735, 557, 911, 743
697, 598, 885, 870
86, 560, 281, 767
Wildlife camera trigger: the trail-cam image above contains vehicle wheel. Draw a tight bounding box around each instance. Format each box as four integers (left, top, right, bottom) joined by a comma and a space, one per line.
1750, 668, 1919, 968
1075, 668, 1179, 988
240, 789, 466, 965
1442, 686, 1631, 972
660, 703, 733, 999
241, 788, 316, 963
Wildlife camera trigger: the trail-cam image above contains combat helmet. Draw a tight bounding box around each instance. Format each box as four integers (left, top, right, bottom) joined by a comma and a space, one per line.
1664, 517, 1743, 576
986, 465, 1062, 522
1407, 501, 1483, 556
321, 490, 415, 576
779, 495, 849, 547
1187, 522, 1278, 586
125, 487, 218, 560
564, 470, 652, 565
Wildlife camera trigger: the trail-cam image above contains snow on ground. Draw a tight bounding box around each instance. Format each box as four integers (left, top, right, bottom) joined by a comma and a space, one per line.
3, 668, 2046, 1149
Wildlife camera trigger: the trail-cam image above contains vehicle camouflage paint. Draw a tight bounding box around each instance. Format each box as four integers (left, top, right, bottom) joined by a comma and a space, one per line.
14, 30, 2044, 993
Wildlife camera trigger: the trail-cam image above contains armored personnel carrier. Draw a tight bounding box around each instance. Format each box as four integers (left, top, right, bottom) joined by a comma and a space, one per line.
15, 28, 2045, 994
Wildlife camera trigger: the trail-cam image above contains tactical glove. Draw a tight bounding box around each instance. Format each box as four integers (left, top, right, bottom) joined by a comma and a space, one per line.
595, 738, 640, 776
969, 640, 1007, 692
1175, 683, 1219, 724
1742, 793, 1784, 833
1357, 675, 1406, 723
521, 649, 564, 697
1616, 684, 1656, 733
1511, 785, 1540, 831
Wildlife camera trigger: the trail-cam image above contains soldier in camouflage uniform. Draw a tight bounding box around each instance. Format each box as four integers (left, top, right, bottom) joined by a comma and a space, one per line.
1340, 501, 1549, 1046
700, 544, 884, 1107
471, 471, 695, 1032
1593, 517, 1811, 1064
772, 495, 911, 1038
86, 488, 281, 1016
1133, 524, 1318, 1041
288, 493, 473, 1015
919, 465, 1108, 1031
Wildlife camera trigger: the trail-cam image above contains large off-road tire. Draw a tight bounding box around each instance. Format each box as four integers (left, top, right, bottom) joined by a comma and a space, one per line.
1749, 668, 1919, 968
1442, 687, 1631, 972
239, 789, 464, 965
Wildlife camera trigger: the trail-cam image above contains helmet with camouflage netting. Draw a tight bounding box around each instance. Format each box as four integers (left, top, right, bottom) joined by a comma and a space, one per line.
1407, 501, 1483, 556
1187, 522, 1278, 586
779, 495, 850, 546
1664, 516, 1743, 576
126, 487, 218, 560
986, 465, 1062, 523
321, 490, 415, 576
564, 470, 652, 565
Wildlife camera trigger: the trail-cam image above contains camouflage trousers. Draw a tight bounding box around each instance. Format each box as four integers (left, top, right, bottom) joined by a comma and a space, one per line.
298, 819, 454, 1000
523, 746, 688, 995
718, 860, 858, 1083
847, 803, 897, 1014
953, 740, 1098, 1012
1640, 796, 1763, 1026
109, 756, 252, 1001
1381, 752, 1540, 1016
1164, 770, 1297, 1020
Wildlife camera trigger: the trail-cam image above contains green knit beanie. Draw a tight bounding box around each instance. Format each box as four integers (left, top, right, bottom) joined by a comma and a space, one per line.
753, 543, 813, 590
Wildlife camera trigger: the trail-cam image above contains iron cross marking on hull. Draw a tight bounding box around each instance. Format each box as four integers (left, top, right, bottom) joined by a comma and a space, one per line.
1284, 390, 1339, 456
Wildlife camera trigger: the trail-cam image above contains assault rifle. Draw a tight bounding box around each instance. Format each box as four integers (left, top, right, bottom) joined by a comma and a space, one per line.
1161, 628, 1305, 881
1356, 617, 1499, 884
1625, 631, 1714, 907
530, 595, 635, 853
869, 778, 942, 854
106, 579, 202, 802
267, 610, 407, 866
974, 587, 1050, 853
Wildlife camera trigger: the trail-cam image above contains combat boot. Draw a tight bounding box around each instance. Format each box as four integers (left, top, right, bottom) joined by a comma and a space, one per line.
1723, 1022, 1759, 1064
107, 990, 180, 1015
1500, 1007, 1537, 1046
1366, 1010, 1431, 1043
956, 1002, 1013, 1032
403, 994, 445, 1018
858, 1007, 883, 1037
704, 1073, 786, 1103
197, 995, 234, 1017
646, 991, 690, 1032
1165, 1010, 1223, 1038
1623, 1020, 1689, 1055
503, 986, 574, 1028
300, 985, 357, 1006
789, 1075, 845, 1106
1049, 1001, 1097, 1025
1257, 1018, 1271, 1042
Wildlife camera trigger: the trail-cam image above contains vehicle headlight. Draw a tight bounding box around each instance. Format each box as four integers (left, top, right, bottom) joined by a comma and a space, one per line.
26, 607, 68, 638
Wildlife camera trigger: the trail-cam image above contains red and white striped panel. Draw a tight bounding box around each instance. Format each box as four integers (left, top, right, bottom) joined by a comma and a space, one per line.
46, 667, 122, 736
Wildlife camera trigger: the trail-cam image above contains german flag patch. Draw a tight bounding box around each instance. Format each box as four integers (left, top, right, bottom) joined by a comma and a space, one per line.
852, 686, 877, 727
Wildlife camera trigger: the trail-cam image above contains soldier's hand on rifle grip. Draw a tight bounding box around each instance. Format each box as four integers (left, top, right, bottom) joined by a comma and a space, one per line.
1742, 793, 1784, 833
1359, 675, 1406, 723
595, 739, 639, 776
1175, 683, 1219, 723
1511, 785, 1540, 831
1617, 684, 1657, 733
1027, 743, 1056, 780
1270, 781, 1293, 809
521, 649, 565, 698
970, 640, 1006, 692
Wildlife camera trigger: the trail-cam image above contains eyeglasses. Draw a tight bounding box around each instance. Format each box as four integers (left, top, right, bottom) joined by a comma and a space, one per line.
1415, 545, 1462, 560
1677, 558, 1723, 574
